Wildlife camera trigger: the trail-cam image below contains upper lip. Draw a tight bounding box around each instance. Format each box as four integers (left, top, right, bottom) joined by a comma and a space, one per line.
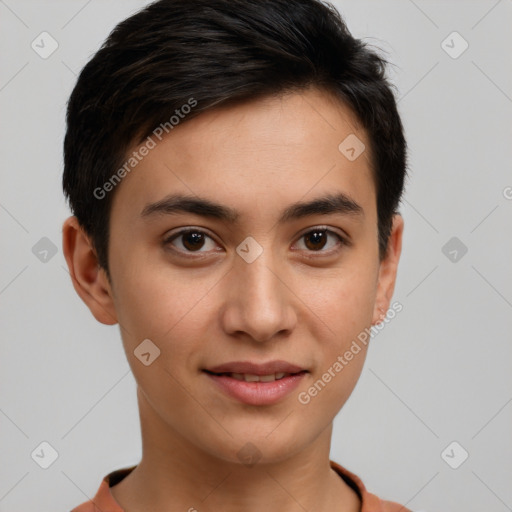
204, 360, 307, 375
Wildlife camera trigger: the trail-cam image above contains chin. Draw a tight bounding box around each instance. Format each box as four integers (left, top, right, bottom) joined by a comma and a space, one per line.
201, 428, 306, 468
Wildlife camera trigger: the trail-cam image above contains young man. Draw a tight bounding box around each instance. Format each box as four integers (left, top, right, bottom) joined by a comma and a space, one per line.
63, 0, 410, 510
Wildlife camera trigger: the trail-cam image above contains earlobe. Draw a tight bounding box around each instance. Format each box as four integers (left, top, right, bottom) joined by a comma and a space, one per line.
62, 216, 118, 325
371, 213, 404, 325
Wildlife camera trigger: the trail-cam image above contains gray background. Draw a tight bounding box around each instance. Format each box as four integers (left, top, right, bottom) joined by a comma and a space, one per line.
1, 1, 511, 510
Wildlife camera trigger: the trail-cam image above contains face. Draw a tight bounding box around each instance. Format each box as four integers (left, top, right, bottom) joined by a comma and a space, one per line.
63, 87, 403, 465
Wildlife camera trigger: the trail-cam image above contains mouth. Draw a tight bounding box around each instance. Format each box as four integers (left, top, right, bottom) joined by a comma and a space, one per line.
203, 370, 307, 382
204, 359, 307, 376
202, 363, 308, 405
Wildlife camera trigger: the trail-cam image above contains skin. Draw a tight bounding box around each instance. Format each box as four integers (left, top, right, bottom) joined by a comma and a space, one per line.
62, 87, 403, 512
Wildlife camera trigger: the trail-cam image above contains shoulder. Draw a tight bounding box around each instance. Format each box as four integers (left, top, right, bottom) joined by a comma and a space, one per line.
364, 492, 412, 512
380, 499, 412, 511
70, 465, 136, 512
329, 460, 412, 512
70, 501, 100, 512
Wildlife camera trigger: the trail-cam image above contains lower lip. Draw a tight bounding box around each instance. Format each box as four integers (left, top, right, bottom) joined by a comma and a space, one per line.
204, 371, 307, 406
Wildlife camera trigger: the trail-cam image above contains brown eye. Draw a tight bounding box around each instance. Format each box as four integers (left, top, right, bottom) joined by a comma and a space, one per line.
295, 228, 345, 253
181, 231, 206, 251
164, 229, 218, 254
304, 230, 328, 250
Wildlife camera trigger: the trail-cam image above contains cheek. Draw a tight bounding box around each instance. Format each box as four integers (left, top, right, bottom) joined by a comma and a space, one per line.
111, 264, 210, 407
298, 282, 372, 421
302, 264, 377, 402
310, 262, 378, 338
301, 351, 367, 429
111, 251, 203, 337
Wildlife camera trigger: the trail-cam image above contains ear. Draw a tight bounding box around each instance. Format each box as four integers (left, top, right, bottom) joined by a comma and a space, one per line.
62, 216, 118, 325
371, 213, 404, 325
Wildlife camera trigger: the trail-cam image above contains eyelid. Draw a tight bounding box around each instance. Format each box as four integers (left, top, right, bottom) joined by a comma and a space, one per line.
162, 226, 220, 254
295, 224, 349, 243
291, 225, 349, 254
163, 226, 216, 240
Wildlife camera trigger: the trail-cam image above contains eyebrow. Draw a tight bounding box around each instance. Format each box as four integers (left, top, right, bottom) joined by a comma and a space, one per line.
140, 192, 364, 224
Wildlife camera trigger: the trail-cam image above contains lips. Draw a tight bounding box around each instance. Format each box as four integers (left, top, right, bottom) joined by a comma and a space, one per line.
203, 360, 308, 405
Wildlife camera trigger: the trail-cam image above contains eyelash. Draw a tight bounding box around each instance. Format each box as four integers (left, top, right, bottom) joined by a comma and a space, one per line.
163, 226, 348, 258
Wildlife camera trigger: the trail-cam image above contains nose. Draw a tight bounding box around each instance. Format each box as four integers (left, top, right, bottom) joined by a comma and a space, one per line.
220, 246, 297, 344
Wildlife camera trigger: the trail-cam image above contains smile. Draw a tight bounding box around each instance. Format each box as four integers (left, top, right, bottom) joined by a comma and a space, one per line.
203, 370, 307, 405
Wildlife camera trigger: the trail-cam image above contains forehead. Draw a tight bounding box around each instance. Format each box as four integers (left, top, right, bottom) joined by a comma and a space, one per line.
110, 87, 376, 227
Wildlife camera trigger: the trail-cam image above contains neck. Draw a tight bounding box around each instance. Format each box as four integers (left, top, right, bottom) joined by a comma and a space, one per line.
110, 387, 361, 512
